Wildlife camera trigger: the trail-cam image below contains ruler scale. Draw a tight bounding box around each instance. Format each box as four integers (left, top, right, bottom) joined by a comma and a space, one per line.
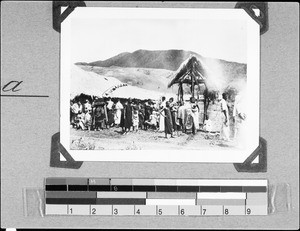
45, 178, 268, 216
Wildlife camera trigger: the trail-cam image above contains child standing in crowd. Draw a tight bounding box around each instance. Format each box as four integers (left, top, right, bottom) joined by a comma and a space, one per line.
77, 110, 86, 130
132, 106, 139, 132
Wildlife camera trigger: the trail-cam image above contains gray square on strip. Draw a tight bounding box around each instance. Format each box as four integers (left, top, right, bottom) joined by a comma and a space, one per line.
67, 178, 88, 185
247, 192, 268, 200
45, 178, 66, 185
89, 178, 110, 185
46, 191, 96, 198
110, 179, 132, 185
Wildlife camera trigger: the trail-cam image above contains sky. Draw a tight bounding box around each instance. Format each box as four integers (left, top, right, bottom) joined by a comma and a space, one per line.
70, 18, 247, 64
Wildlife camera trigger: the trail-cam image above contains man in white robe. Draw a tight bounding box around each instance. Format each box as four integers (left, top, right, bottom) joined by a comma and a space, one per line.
219, 93, 230, 141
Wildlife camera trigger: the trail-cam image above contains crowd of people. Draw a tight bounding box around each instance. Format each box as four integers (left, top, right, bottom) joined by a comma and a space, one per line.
70, 93, 246, 141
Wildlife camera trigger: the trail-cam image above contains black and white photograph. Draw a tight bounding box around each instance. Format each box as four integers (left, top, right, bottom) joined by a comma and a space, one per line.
60, 7, 260, 162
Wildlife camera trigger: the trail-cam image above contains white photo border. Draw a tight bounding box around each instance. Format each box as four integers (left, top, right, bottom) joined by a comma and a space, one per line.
60, 7, 260, 163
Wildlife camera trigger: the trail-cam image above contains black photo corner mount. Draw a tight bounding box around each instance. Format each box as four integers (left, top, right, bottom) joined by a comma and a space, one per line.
50, 132, 83, 169
53, 1, 86, 33
233, 137, 267, 173
235, 2, 269, 35
51, 2, 268, 171
234, 2, 268, 172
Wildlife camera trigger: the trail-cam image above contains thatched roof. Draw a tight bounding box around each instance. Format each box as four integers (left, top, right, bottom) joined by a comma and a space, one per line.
105, 84, 175, 100
71, 65, 176, 100
168, 55, 207, 88
71, 65, 122, 98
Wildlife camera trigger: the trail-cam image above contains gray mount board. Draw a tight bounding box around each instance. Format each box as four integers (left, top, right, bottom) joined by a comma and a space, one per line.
0, 1, 299, 229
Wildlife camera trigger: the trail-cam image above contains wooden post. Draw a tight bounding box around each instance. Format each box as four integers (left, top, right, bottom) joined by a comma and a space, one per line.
203, 86, 208, 123
180, 83, 183, 102
197, 83, 200, 102
191, 73, 195, 98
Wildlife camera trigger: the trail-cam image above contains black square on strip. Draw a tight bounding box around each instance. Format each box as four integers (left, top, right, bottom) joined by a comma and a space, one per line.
111, 185, 133, 191
156, 186, 178, 192
133, 185, 156, 192
242, 186, 267, 192
221, 186, 243, 192
200, 186, 221, 192
96, 198, 146, 205
45, 185, 67, 191
68, 185, 88, 191
88, 185, 111, 191
177, 186, 200, 192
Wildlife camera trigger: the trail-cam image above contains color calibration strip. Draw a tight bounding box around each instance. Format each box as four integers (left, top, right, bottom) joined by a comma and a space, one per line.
45, 178, 268, 216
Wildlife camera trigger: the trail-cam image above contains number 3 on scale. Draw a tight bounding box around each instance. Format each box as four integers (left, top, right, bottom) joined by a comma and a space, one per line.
113, 208, 118, 215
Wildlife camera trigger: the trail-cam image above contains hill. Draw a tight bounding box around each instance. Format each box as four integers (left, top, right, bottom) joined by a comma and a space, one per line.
75, 49, 247, 94
84, 49, 246, 76
87, 49, 200, 71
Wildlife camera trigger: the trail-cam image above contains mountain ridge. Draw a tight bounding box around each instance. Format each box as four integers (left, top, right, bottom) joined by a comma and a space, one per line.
75, 49, 246, 72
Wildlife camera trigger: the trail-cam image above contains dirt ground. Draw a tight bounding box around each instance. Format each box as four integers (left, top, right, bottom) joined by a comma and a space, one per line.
70, 126, 238, 150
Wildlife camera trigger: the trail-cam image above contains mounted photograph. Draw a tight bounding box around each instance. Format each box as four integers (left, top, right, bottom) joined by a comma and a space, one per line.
60, 7, 260, 162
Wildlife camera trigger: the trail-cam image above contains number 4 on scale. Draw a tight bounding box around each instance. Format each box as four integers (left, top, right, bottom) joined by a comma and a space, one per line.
135, 209, 141, 215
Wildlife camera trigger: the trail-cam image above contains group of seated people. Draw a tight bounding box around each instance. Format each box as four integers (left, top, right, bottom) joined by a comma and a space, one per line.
70, 96, 201, 137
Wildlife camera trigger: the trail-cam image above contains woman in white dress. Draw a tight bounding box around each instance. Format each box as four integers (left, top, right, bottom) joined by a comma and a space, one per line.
114, 99, 123, 126
159, 96, 166, 132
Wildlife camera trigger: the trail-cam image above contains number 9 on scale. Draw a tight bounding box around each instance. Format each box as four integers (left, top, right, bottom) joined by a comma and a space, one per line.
246, 208, 251, 215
